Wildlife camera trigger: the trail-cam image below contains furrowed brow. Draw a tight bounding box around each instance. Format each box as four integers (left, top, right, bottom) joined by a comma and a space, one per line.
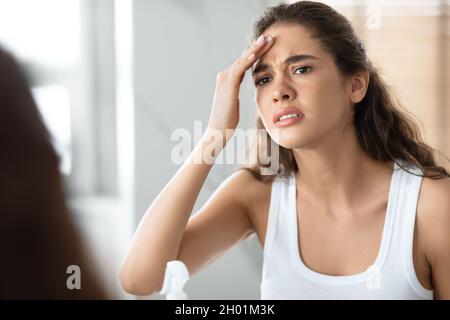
252, 54, 318, 77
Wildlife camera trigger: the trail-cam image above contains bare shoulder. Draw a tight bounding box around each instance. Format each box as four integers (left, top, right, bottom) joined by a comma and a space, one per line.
418, 176, 450, 223
227, 170, 274, 244
226, 169, 273, 210
416, 176, 450, 261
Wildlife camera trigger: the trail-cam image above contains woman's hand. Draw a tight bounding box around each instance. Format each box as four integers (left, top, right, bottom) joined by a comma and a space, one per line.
207, 34, 274, 138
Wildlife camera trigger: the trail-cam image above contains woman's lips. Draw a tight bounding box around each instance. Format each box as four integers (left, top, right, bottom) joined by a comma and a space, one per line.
274, 113, 304, 127
273, 106, 304, 127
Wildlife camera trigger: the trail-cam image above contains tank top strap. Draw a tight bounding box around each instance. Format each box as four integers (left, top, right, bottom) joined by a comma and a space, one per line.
262, 176, 281, 261
262, 174, 293, 280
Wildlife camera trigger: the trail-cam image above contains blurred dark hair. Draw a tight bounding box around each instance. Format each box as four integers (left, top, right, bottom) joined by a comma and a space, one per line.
243, 1, 450, 182
0, 47, 105, 299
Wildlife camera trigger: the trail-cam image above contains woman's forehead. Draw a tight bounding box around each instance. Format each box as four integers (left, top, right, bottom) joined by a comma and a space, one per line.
257, 24, 324, 66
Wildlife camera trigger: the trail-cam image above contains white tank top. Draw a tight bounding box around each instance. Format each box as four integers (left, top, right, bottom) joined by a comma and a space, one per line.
260, 160, 434, 300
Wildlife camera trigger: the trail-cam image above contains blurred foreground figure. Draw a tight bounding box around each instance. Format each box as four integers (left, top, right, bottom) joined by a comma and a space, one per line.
0, 47, 105, 299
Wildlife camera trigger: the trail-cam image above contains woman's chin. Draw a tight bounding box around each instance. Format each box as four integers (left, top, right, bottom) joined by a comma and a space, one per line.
269, 131, 311, 150
279, 141, 307, 150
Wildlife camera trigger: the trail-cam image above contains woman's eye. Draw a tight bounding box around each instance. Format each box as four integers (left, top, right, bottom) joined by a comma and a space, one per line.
255, 67, 312, 86
255, 77, 271, 86
294, 66, 312, 74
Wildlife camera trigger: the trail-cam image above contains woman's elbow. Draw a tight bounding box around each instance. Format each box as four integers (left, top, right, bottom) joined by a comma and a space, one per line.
119, 266, 160, 296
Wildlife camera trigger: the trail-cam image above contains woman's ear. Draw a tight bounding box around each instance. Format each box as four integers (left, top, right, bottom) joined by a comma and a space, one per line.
349, 70, 369, 104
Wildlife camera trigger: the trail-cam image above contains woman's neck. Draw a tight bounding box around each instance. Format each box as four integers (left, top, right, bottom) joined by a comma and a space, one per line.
292, 129, 393, 214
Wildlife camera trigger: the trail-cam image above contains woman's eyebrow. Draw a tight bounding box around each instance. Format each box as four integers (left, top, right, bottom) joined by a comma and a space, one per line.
251, 54, 318, 77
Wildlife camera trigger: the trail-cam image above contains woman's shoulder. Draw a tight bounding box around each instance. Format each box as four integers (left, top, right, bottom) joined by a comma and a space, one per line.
417, 174, 450, 222
421, 172, 450, 199
416, 174, 450, 262
226, 169, 276, 246
226, 169, 274, 216
227, 169, 274, 200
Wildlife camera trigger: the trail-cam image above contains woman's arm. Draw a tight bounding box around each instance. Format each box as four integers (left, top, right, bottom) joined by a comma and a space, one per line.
119, 34, 274, 296
119, 132, 223, 296
429, 178, 450, 300
419, 177, 450, 299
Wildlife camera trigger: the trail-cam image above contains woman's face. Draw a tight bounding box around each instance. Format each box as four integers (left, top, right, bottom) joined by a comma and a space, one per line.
253, 23, 354, 150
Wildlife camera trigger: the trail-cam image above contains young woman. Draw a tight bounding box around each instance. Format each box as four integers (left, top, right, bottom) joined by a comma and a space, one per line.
120, 1, 450, 299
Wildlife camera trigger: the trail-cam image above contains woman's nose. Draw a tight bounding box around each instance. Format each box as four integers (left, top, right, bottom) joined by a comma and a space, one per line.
271, 79, 296, 103
272, 93, 291, 102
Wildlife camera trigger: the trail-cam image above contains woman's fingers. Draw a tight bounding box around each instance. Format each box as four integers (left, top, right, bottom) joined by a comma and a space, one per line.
245, 34, 270, 59
233, 34, 274, 76
253, 36, 274, 61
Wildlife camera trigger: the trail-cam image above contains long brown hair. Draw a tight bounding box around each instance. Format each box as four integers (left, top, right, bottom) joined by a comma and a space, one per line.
0, 47, 105, 299
243, 1, 450, 182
